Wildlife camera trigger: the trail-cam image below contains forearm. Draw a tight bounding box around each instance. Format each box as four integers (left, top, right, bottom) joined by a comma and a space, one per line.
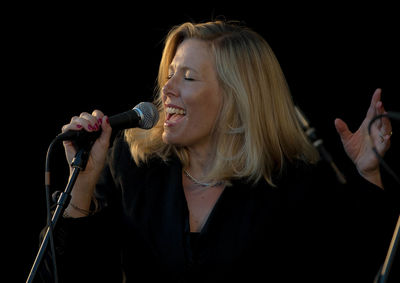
63, 175, 97, 218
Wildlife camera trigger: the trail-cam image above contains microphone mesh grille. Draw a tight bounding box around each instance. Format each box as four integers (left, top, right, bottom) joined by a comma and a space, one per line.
135, 102, 159, 129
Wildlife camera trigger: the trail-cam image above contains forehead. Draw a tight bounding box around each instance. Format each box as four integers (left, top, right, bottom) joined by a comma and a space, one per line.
170, 39, 213, 70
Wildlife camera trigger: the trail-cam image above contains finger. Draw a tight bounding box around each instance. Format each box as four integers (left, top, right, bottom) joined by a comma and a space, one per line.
92, 109, 105, 126
375, 112, 392, 149
376, 102, 392, 135
381, 112, 393, 136
64, 116, 94, 132
372, 89, 392, 138
373, 101, 383, 129
91, 110, 111, 138
78, 112, 101, 131
334, 118, 352, 143
366, 88, 382, 121
98, 115, 112, 147
61, 116, 84, 133
89, 110, 111, 147
374, 131, 391, 157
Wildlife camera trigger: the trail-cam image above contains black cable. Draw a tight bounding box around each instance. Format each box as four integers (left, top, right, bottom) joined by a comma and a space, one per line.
28, 128, 97, 282
44, 138, 59, 283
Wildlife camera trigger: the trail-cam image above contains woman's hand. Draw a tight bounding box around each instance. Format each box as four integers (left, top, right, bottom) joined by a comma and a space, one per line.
61, 110, 112, 197
334, 88, 392, 188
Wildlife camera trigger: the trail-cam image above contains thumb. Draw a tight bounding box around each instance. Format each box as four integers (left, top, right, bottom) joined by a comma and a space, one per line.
334, 118, 352, 143
98, 115, 112, 148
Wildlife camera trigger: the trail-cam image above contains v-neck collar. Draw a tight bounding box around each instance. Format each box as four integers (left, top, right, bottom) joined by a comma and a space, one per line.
173, 159, 228, 236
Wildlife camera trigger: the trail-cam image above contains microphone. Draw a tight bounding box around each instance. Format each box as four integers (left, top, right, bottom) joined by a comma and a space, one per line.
294, 106, 347, 184
55, 102, 159, 144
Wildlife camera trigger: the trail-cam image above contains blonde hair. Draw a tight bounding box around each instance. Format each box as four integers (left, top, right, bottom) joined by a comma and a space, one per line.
125, 20, 318, 185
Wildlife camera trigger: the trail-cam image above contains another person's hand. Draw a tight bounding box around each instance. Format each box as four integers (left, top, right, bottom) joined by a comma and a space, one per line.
335, 88, 392, 188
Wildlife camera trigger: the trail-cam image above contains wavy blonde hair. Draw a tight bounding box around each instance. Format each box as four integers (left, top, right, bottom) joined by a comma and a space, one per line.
125, 20, 318, 185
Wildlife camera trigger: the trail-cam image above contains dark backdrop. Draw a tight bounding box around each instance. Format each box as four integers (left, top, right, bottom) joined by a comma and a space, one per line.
6, 3, 398, 282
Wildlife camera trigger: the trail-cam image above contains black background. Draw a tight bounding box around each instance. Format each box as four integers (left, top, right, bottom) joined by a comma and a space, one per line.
5, 3, 399, 282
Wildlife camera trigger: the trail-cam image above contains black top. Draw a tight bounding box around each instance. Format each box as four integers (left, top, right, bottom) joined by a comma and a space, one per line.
39, 133, 399, 283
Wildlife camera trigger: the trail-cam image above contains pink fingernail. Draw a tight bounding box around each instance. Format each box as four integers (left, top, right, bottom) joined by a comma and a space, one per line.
88, 125, 94, 130
76, 124, 82, 129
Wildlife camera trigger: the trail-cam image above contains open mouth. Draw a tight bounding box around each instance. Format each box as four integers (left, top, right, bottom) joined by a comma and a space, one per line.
165, 105, 186, 125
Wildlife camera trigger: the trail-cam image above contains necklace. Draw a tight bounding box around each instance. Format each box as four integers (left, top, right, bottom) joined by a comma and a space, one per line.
183, 169, 224, 188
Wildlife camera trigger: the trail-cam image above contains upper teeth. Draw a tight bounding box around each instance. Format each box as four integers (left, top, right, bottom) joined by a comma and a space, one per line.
166, 107, 186, 115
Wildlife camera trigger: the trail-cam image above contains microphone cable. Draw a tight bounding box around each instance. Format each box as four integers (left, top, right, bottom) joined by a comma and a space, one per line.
369, 111, 400, 283
43, 137, 59, 283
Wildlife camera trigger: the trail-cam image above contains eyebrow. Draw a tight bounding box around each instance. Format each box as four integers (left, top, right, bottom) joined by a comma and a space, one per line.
168, 65, 199, 74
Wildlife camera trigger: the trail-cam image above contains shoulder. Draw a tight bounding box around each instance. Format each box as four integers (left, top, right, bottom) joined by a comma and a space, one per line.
107, 131, 179, 176
271, 159, 341, 206
274, 159, 317, 185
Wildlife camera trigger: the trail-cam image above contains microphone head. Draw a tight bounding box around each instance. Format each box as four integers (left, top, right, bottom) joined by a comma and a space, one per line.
134, 102, 159, 129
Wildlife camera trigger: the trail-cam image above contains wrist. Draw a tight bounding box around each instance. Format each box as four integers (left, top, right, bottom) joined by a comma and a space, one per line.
63, 195, 95, 218
63, 204, 91, 218
358, 168, 383, 189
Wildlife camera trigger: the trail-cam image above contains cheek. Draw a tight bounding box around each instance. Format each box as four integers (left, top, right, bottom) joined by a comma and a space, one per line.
189, 102, 220, 132
161, 93, 167, 104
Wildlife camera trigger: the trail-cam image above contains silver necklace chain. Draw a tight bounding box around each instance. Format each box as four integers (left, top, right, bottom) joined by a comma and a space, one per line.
183, 169, 224, 188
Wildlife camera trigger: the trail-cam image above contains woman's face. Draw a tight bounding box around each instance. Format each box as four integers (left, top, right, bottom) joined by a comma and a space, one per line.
161, 39, 222, 151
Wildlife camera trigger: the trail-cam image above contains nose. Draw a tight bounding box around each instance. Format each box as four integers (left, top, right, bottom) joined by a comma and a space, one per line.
162, 77, 179, 97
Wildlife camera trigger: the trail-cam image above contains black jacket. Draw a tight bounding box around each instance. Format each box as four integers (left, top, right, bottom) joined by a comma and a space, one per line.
38, 133, 399, 282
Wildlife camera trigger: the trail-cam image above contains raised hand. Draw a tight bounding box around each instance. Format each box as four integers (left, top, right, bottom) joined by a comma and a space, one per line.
334, 88, 392, 188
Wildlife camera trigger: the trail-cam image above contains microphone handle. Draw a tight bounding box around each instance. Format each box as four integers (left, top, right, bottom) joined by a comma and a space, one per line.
56, 130, 101, 149
55, 109, 141, 145
108, 109, 141, 129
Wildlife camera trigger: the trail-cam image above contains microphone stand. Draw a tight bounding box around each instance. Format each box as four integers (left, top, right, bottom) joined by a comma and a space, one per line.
369, 111, 400, 283
374, 214, 400, 283
294, 106, 347, 184
26, 146, 90, 283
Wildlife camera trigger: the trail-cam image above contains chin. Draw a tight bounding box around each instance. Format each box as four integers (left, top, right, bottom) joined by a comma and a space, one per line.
162, 132, 179, 146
